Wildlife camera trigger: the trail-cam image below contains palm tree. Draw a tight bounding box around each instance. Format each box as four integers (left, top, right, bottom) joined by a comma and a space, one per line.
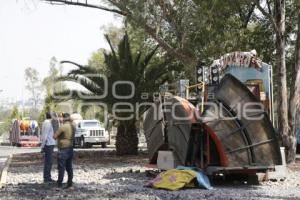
54, 33, 180, 155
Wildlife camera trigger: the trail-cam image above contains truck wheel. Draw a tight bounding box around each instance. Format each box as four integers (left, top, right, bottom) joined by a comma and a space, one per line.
101, 142, 107, 148
86, 143, 92, 148
73, 139, 77, 148
80, 137, 86, 148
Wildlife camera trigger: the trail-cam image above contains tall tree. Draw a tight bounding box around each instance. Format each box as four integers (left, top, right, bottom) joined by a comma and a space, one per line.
10, 105, 21, 120
25, 67, 43, 112
0, 105, 21, 136
44, 1, 283, 102
287, 9, 300, 162
44, 0, 300, 162
39, 57, 60, 123
53, 33, 179, 155
250, 0, 300, 163
43, 0, 255, 66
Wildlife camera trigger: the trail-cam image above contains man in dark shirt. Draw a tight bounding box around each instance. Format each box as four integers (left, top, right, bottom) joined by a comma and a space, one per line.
53, 113, 75, 188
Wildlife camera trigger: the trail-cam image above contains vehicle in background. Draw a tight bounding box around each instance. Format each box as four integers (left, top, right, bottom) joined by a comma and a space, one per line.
10, 118, 40, 147
73, 119, 108, 148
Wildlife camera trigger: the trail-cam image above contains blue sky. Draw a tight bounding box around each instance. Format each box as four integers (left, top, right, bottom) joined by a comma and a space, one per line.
0, 0, 121, 101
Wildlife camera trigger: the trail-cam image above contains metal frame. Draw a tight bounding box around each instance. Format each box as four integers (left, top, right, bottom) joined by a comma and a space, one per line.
185, 82, 205, 113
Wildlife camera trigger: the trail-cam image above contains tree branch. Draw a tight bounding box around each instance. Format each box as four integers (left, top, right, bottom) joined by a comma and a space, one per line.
243, 3, 256, 28
156, 0, 182, 42
42, 0, 127, 16
144, 24, 197, 65
251, 0, 278, 32
266, 0, 272, 16
237, 2, 256, 28
43, 0, 197, 65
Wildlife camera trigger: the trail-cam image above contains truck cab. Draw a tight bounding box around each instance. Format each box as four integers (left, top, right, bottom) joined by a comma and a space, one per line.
73, 120, 108, 148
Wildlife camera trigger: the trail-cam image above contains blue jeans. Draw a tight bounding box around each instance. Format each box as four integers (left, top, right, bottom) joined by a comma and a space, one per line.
43, 145, 54, 181
57, 148, 74, 186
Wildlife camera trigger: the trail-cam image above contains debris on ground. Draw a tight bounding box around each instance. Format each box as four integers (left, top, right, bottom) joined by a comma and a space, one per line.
0, 152, 299, 200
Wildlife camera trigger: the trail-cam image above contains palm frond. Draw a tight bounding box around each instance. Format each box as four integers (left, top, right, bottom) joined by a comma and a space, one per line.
135, 45, 159, 84
61, 60, 84, 68
134, 51, 142, 67
104, 34, 120, 73
56, 33, 182, 120
51, 89, 100, 103
142, 45, 159, 68
60, 60, 98, 76
118, 33, 133, 74
56, 75, 104, 95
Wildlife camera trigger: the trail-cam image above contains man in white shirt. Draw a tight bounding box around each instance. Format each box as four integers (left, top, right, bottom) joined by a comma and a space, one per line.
41, 112, 56, 183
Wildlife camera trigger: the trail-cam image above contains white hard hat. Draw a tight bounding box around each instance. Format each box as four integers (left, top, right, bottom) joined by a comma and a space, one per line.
250, 49, 257, 56
71, 113, 83, 121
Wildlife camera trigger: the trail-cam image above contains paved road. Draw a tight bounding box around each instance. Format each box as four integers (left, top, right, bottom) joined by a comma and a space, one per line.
0, 145, 116, 157
0, 156, 8, 171
0, 146, 41, 157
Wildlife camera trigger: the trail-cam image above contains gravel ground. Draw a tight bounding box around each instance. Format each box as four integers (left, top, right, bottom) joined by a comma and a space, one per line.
0, 152, 300, 200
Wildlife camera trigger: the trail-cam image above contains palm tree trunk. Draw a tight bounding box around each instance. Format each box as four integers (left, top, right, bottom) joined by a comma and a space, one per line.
116, 121, 139, 155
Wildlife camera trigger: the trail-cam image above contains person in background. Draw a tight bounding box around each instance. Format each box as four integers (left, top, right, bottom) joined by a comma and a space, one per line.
41, 112, 56, 183
51, 112, 61, 133
53, 112, 75, 189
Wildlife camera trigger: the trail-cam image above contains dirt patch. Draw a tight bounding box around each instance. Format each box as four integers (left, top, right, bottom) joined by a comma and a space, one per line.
1, 151, 300, 200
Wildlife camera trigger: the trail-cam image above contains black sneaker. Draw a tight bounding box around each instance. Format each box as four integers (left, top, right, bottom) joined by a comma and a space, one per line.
64, 184, 74, 190
44, 179, 55, 183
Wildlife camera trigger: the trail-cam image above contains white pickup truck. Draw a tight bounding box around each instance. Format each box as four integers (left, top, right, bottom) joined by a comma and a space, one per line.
73, 120, 109, 148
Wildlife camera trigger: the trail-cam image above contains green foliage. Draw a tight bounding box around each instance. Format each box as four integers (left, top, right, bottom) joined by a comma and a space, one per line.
0, 122, 10, 136
97, 0, 281, 79
39, 57, 67, 124
54, 32, 183, 155
45, 0, 299, 88
10, 105, 21, 120
101, 24, 124, 49
0, 109, 11, 122
110, 0, 299, 94
45, 0, 300, 157
54, 33, 180, 121
88, 49, 107, 72
0, 106, 21, 136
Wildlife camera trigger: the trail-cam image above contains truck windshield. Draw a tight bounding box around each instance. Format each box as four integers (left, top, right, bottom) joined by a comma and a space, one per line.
82, 122, 99, 127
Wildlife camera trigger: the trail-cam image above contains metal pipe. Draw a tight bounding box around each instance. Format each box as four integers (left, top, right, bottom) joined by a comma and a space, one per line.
227, 139, 274, 154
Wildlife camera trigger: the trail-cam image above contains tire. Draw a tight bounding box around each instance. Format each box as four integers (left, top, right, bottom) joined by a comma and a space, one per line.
297, 144, 300, 154
79, 137, 86, 148
73, 139, 77, 148
101, 142, 107, 148
86, 143, 92, 148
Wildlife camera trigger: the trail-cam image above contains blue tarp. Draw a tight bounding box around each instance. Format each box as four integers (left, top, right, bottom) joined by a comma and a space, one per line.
176, 166, 212, 190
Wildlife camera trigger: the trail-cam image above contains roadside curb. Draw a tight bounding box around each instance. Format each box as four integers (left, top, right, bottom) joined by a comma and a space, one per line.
0, 154, 13, 189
